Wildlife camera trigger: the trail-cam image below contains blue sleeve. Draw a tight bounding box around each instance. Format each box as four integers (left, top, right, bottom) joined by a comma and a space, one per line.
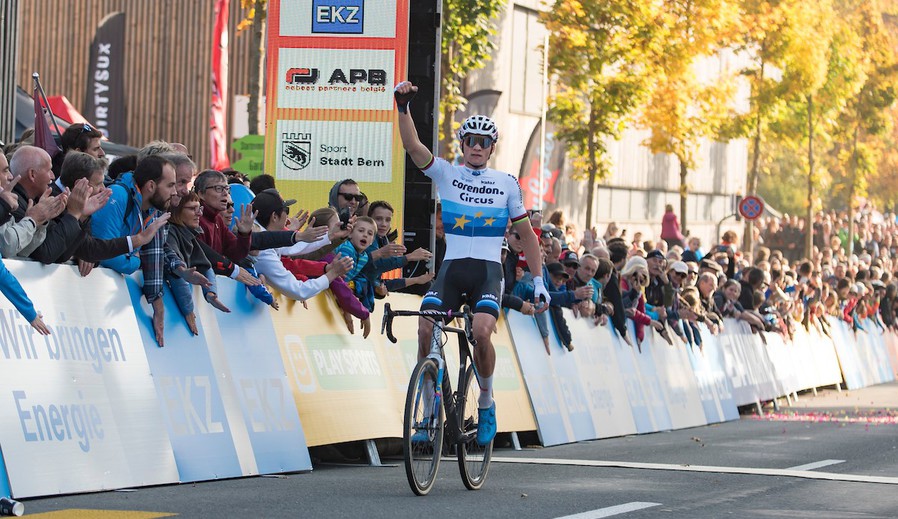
0, 259, 38, 322
373, 255, 406, 274
92, 186, 140, 274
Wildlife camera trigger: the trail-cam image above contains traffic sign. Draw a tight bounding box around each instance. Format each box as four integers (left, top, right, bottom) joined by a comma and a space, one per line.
738, 195, 764, 220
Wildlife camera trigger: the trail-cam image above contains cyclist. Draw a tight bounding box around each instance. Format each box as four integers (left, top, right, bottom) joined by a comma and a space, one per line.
394, 81, 549, 445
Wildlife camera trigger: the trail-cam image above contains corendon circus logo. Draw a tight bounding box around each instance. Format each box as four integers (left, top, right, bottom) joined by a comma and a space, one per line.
285, 66, 387, 93
282, 132, 312, 171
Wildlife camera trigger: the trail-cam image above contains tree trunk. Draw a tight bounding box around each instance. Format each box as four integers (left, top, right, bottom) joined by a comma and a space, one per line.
806, 95, 814, 260
679, 159, 688, 237
743, 106, 762, 256
247, 0, 266, 136
585, 106, 598, 230
847, 123, 859, 254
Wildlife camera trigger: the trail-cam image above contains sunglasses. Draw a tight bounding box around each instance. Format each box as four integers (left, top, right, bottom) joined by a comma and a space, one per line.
340, 192, 365, 202
463, 135, 495, 149
79, 123, 94, 134
509, 232, 521, 240
226, 202, 234, 209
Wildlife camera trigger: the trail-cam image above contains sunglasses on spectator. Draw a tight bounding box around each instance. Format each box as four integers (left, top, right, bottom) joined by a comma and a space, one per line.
79, 123, 94, 134
509, 232, 521, 240
340, 192, 365, 202
463, 135, 494, 149
226, 202, 234, 209
204, 184, 229, 194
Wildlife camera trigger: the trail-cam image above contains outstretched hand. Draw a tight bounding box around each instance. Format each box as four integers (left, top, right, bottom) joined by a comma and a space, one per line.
235, 203, 257, 235
132, 212, 171, 248
179, 266, 213, 288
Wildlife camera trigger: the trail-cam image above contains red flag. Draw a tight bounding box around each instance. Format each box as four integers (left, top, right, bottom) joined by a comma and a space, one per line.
210, 0, 231, 170
33, 87, 60, 158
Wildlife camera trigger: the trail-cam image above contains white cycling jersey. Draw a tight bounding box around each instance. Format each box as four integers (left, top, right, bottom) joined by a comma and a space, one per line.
422, 155, 528, 264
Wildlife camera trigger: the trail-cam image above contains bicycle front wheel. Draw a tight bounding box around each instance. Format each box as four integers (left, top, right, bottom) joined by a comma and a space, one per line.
403, 357, 444, 496
457, 364, 493, 490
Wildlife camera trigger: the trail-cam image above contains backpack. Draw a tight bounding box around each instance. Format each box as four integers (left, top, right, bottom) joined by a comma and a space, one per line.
103, 175, 138, 226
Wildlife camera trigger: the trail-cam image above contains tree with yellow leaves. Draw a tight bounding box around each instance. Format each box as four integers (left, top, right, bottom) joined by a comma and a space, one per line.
639, 0, 739, 235
541, 0, 664, 229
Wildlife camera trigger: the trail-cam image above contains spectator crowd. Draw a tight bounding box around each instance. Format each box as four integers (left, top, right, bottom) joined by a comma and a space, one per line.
0, 125, 432, 346
513, 205, 898, 356
2, 124, 897, 359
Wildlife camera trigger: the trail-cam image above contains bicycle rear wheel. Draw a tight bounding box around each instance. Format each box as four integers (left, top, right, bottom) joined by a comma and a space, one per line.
403, 357, 444, 496
457, 364, 493, 490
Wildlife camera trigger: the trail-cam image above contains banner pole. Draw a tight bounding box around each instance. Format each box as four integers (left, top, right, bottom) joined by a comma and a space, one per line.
31, 72, 63, 139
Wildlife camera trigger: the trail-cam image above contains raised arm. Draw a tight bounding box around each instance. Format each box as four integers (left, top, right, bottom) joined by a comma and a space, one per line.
394, 81, 434, 169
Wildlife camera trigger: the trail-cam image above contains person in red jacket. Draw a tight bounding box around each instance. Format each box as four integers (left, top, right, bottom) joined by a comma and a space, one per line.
660, 204, 685, 249
194, 170, 253, 261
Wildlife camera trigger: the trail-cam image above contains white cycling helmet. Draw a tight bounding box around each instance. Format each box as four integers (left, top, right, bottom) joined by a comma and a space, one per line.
457, 115, 499, 143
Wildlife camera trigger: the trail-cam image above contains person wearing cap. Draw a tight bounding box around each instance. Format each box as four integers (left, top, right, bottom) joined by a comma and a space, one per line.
663, 260, 694, 339
603, 239, 633, 345
644, 249, 669, 322
619, 256, 665, 349
545, 262, 575, 351
560, 249, 580, 279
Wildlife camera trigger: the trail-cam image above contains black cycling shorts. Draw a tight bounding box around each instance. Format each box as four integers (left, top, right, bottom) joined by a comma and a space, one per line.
420, 258, 503, 319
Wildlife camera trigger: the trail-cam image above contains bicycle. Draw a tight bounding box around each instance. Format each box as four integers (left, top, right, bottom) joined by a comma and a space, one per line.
381, 303, 493, 496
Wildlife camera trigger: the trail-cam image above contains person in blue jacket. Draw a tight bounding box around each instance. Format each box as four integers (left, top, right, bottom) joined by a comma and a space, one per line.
0, 256, 49, 334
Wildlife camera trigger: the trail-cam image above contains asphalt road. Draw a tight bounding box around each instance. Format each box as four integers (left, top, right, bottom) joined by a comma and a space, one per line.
21, 382, 898, 519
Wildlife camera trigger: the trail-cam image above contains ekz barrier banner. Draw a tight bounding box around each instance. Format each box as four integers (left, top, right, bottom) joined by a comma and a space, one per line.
125, 275, 311, 482
0, 263, 178, 498
265, 0, 411, 227
269, 291, 535, 447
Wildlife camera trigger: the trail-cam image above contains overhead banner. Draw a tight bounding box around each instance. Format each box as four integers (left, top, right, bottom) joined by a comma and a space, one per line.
0, 263, 178, 498
83, 12, 128, 143
265, 0, 409, 220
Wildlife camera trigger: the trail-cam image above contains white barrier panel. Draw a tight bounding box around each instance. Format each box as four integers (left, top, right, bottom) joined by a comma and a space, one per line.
195, 278, 312, 475
622, 323, 673, 432
126, 277, 248, 483
0, 263, 178, 498
643, 325, 706, 430
565, 316, 637, 439
827, 318, 896, 389
692, 326, 739, 423
506, 311, 581, 446
828, 318, 866, 389
716, 320, 782, 406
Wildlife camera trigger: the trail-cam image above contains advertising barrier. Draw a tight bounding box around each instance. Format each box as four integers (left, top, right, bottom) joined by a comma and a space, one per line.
828, 318, 896, 389
270, 291, 535, 447
2, 257, 896, 496
0, 263, 179, 498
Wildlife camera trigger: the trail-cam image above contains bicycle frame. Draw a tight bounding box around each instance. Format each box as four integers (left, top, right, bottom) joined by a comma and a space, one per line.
383, 304, 478, 447
428, 319, 477, 448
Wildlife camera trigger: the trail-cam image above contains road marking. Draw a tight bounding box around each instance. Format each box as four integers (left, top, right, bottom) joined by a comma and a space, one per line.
787, 459, 845, 471
27, 511, 175, 518
492, 456, 898, 485
554, 502, 661, 518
